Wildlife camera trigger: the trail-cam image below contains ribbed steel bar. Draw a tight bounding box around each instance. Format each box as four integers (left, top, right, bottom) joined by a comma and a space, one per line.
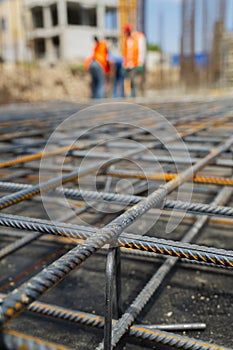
59, 189, 233, 217
0, 145, 78, 169
119, 234, 233, 267
0, 212, 233, 268
2, 329, 72, 350
1, 213, 232, 269
0, 232, 42, 261
106, 141, 214, 153
0, 129, 47, 142
120, 245, 233, 269
0, 181, 233, 218
69, 150, 233, 168
102, 169, 233, 186
211, 217, 233, 226
0, 129, 232, 334
97, 186, 233, 349
9, 300, 226, 350
127, 326, 230, 350
183, 135, 222, 143
0, 293, 205, 333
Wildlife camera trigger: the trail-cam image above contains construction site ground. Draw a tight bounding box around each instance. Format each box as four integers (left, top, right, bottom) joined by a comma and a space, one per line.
0, 64, 180, 103
0, 98, 232, 350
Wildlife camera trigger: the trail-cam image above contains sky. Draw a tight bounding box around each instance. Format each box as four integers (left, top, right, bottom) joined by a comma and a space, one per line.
146, 0, 233, 55
146, 0, 182, 54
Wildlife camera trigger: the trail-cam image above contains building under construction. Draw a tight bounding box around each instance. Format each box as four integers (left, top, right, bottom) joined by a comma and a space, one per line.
0, 0, 119, 62
0, 0, 146, 63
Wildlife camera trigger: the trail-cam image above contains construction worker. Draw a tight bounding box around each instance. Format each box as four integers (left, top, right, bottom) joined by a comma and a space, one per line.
123, 24, 146, 97
84, 36, 110, 99
108, 38, 124, 98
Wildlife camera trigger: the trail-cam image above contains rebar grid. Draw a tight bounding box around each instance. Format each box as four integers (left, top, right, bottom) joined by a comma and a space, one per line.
0, 100, 232, 350
0, 297, 229, 350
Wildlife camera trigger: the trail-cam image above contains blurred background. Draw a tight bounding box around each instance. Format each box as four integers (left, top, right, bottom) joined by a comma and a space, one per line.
0, 0, 232, 102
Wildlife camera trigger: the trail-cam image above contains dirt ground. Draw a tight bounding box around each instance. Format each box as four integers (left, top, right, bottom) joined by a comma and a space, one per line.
0, 64, 90, 103
0, 64, 180, 103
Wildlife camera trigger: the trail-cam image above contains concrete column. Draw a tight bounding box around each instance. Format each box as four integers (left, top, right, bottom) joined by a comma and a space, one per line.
43, 5, 52, 29
82, 7, 88, 26
44, 6, 54, 62
57, 0, 67, 59
97, 2, 105, 34
57, 0, 67, 26
45, 37, 55, 62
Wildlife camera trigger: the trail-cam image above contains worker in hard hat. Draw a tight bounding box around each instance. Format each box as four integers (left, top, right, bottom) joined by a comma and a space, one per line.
123, 24, 146, 97
84, 36, 110, 99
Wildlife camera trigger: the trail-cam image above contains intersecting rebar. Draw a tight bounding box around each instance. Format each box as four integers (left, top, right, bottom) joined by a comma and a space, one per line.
0, 101, 232, 350
0, 135, 233, 328
1, 182, 233, 218
97, 185, 233, 349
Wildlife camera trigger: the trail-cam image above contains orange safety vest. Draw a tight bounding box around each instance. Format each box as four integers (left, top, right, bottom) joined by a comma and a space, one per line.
84, 41, 110, 74
123, 32, 145, 69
